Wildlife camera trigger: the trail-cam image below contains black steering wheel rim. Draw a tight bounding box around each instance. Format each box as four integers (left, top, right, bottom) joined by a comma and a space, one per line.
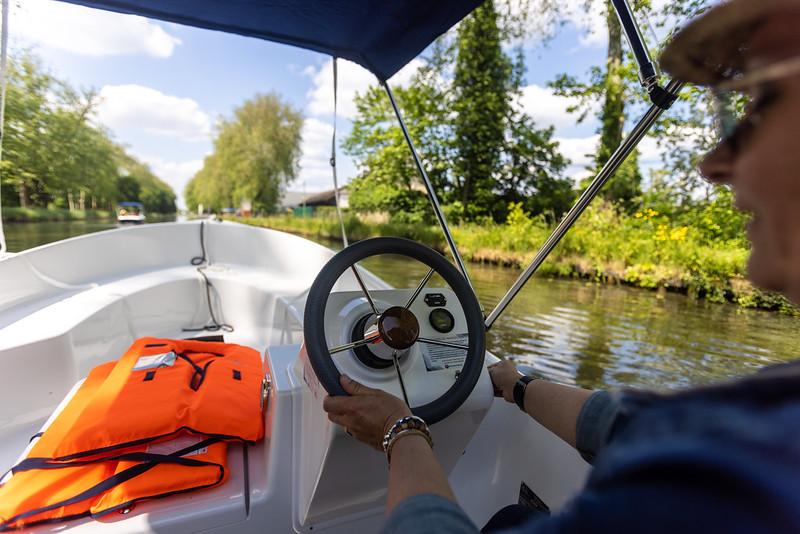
303, 237, 485, 425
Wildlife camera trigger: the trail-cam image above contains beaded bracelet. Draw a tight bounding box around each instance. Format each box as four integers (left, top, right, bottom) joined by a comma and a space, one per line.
382, 415, 433, 462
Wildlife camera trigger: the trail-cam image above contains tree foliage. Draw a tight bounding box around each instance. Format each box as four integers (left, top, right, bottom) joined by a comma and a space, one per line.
185, 93, 303, 213
345, 1, 571, 224
453, 1, 513, 217
1, 52, 176, 213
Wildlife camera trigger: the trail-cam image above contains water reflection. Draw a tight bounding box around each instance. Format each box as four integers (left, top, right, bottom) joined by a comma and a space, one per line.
6, 223, 798, 392
4, 215, 177, 252
361, 254, 800, 391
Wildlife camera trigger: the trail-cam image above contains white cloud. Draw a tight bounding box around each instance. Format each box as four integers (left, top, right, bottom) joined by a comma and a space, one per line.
519, 84, 599, 131
95, 85, 211, 142
297, 58, 423, 193
296, 117, 349, 192
555, 135, 599, 184
14, 0, 181, 58
137, 155, 203, 210
637, 136, 662, 169
298, 118, 333, 187
305, 58, 423, 119
564, 0, 607, 48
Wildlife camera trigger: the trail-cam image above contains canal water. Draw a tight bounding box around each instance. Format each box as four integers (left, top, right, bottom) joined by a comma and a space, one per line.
5, 220, 799, 391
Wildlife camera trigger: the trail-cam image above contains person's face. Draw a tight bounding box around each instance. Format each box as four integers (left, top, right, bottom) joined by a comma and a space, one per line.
698, 14, 800, 305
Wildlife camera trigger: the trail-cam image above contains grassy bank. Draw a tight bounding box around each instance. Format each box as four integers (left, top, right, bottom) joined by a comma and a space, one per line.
3, 207, 114, 222
230, 204, 797, 314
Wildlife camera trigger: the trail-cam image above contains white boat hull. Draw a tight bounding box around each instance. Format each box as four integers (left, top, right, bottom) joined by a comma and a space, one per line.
0, 221, 589, 532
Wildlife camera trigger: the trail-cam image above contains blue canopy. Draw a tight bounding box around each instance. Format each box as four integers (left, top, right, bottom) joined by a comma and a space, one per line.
55, 0, 484, 80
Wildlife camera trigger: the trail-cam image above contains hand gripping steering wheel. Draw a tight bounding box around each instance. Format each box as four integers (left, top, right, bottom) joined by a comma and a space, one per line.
303, 237, 485, 425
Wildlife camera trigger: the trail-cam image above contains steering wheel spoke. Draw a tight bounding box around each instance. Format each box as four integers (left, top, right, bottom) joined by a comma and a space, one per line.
417, 337, 468, 350
329, 331, 381, 355
404, 268, 435, 309
350, 264, 380, 317
392, 351, 410, 407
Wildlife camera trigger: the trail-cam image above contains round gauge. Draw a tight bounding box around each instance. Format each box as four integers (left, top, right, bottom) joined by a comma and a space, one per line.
429, 308, 455, 333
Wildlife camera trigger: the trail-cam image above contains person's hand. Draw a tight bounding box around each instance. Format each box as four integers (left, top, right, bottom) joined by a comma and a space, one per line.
322, 374, 411, 451
488, 360, 523, 404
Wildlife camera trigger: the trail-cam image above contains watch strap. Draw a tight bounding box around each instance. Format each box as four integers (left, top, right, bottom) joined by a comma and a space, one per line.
513, 376, 536, 410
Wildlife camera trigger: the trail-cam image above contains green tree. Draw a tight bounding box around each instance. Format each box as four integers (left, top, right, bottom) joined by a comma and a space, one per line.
1, 51, 176, 213
185, 93, 303, 213
115, 175, 141, 202
345, 2, 571, 223
548, 1, 648, 212
114, 149, 176, 213
344, 63, 451, 223
596, 2, 642, 210
500, 114, 570, 221
452, 0, 512, 218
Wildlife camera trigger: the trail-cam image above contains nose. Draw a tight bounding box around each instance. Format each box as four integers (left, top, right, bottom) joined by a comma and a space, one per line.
698, 142, 735, 185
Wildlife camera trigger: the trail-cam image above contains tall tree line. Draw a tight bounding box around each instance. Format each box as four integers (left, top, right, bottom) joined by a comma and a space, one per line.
345, 0, 731, 225
345, 1, 572, 224
1, 52, 176, 213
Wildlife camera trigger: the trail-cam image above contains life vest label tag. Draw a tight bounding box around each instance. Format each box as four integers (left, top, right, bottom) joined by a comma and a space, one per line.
147, 435, 209, 457
133, 351, 177, 371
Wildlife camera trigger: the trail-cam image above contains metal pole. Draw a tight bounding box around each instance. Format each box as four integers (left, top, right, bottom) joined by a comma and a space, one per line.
0, 0, 9, 255
485, 79, 684, 330
612, 0, 658, 88
383, 81, 478, 299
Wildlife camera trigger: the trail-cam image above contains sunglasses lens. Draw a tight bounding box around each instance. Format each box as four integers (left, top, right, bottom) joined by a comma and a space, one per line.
712, 91, 740, 142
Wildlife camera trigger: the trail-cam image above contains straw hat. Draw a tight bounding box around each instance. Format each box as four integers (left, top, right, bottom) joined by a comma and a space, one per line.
660, 0, 800, 85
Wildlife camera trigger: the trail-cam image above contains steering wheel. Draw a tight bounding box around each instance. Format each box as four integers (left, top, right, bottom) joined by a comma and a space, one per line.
303, 237, 485, 425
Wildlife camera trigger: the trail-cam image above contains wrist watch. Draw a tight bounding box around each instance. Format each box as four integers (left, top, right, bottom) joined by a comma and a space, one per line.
513, 375, 537, 411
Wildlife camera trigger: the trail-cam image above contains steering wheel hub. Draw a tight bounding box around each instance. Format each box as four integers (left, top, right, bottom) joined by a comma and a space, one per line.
378, 306, 420, 350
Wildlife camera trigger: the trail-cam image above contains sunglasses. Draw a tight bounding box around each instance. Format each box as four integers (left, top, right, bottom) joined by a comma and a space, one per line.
710, 55, 800, 152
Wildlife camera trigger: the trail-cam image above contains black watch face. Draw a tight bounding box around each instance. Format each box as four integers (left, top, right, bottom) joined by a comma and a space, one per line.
428, 308, 455, 333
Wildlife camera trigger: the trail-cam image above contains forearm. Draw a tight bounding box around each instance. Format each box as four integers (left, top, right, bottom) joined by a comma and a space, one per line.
523, 379, 594, 448
386, 434, 455, 513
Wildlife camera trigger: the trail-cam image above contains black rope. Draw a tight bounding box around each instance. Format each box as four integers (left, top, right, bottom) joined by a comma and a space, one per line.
183, 221, 234, 333
190, 221, 207, 266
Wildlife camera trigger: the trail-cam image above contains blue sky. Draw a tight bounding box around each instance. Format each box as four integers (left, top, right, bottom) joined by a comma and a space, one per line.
15, 0, 674, 209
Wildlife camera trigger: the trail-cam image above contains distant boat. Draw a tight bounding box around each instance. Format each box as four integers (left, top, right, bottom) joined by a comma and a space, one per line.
117, 201, 146, 224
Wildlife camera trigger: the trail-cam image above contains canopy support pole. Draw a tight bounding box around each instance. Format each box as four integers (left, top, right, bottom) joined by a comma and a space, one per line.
485, 78, 684, 330
383, 81, 478, 300
0, 0, 9, 255
612, 0, 658, 89
330, 58, 349, 247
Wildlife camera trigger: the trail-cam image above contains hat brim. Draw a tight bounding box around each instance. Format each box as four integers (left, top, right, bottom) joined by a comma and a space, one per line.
660, 0, 800, 85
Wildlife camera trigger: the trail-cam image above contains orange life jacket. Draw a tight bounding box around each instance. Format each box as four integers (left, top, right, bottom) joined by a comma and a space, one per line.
0, 337, 267, 531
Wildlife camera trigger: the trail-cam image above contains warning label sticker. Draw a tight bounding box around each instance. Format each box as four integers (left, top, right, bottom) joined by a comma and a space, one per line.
421, 334, 468, 372
133, 351, 177, 371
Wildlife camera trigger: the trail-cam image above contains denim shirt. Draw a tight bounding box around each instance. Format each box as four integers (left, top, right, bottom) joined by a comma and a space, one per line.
382, 362, 800, 534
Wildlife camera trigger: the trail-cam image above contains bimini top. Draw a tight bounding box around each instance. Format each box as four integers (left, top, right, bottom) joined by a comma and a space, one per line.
55, 0, 484, 81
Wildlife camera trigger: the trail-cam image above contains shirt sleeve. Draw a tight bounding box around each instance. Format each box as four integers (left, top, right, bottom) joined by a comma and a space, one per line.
381, 494, 479, 534
575, 390, 621, 464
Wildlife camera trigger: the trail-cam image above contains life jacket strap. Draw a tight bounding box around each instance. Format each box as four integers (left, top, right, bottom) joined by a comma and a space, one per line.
0, 438, 222, 531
